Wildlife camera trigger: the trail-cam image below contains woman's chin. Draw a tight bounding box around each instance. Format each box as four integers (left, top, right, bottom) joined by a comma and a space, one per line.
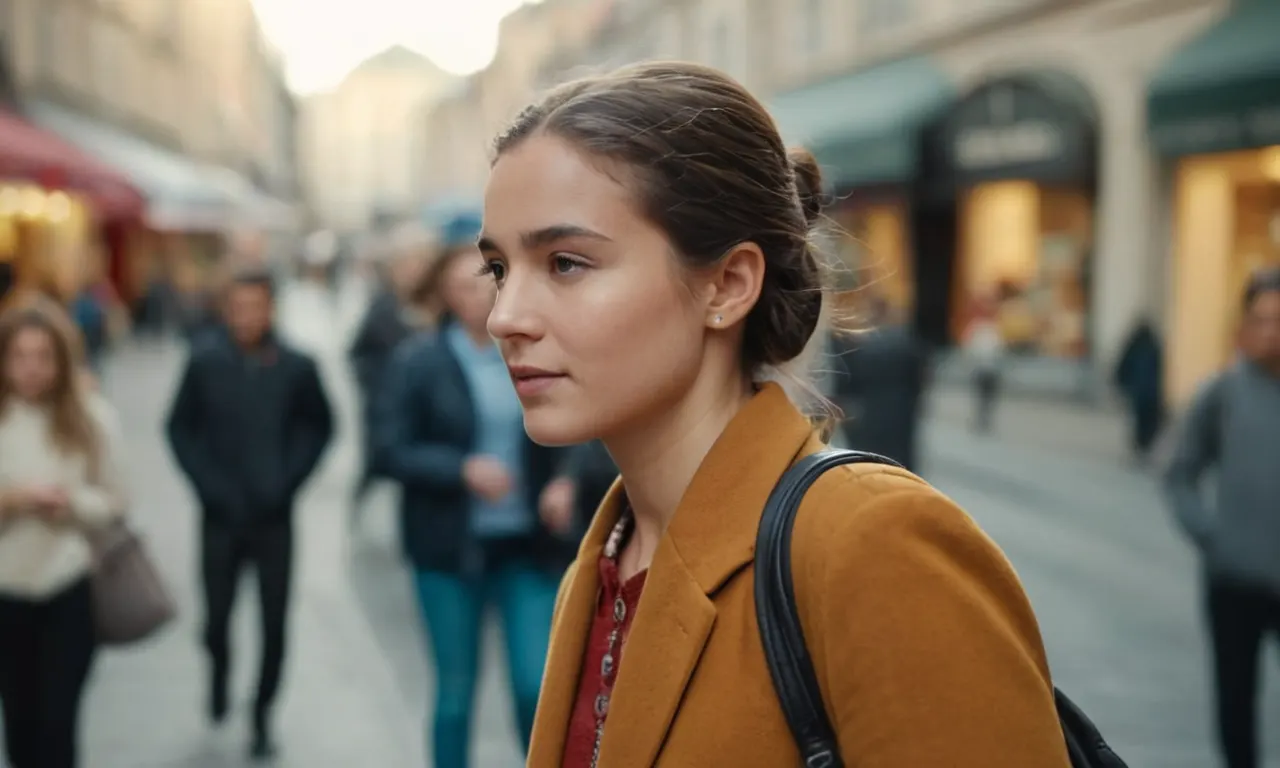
521, 409, 598, 447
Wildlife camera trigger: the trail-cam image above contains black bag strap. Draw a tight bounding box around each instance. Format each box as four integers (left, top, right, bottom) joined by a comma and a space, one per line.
754, 449, 902, 768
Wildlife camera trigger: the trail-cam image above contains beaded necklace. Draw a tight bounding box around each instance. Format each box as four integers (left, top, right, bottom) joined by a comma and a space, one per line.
589, 511, 635, 768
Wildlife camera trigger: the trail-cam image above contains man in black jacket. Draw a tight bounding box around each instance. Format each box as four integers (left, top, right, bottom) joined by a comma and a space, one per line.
165, 268, 334, 761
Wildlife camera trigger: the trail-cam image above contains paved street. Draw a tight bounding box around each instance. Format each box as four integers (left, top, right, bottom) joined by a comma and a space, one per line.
33, 281, 1276, 768
921, 420, 1280, 768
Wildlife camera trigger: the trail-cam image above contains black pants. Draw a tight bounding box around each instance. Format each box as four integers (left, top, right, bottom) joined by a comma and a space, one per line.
1129, 396, 1163, 456
201, 520, 294, 717
1207, 578, 1280, 768
0, 579, 97, 768
973, 370, 999, 433
351, 400, 382, 511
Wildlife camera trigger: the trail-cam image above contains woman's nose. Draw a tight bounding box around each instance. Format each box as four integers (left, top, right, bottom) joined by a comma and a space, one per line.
487, 273, 544, 342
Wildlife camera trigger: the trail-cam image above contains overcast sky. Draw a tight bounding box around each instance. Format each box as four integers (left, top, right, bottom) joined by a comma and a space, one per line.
251, 0, 537, 93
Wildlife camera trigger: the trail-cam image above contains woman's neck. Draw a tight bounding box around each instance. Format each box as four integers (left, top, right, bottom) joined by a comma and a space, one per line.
607, 372, 752, 576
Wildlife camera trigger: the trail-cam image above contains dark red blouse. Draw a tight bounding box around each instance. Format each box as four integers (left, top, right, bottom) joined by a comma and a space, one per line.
561, 554, 648, 768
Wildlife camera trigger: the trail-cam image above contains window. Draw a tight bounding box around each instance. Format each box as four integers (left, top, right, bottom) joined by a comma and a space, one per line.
799, 0, 824, 54
709, 16, 730, 72
861, 0, 913, 33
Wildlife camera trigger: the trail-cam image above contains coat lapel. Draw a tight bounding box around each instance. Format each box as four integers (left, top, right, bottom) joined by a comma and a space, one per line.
596, 538, 717, 768
596, 383, 818, 767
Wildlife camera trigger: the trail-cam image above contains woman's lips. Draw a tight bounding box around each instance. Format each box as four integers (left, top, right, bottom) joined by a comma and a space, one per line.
507, 365, 566, 397
513, 374, 564, 397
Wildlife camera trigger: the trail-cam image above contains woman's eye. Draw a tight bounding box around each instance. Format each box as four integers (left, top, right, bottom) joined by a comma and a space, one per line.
552, 254, 585, 275
479, 260, 506, 282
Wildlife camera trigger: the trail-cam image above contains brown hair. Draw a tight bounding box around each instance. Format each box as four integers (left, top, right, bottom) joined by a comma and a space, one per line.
0, 300, 100, 462
1244, 266, 1280, 313
409, 244, 474, 315
494, 61, 826, 374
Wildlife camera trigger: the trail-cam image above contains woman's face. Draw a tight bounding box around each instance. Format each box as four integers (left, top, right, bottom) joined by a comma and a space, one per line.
482, 134, 708, 446
441, 248, 495, 334
5, 326, 60, 401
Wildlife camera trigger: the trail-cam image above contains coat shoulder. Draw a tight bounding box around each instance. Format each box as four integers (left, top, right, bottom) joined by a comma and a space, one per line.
791, 463, 1000, 570
781, 463, 1068, 766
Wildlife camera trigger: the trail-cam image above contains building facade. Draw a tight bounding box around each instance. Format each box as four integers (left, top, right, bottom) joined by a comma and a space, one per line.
436, 0, 1276, 404
298, 46, 455, 234
3, 0, 298, 298
417, 0, 614, 209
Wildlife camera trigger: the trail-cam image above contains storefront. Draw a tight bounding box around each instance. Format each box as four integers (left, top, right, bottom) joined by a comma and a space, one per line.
0, 183, 106, 302
1148, 0, 1280, 406
28, 100, 241, 304
913, 71, 1098, 362
769, 57, 955, 320
0, 109, 144, 304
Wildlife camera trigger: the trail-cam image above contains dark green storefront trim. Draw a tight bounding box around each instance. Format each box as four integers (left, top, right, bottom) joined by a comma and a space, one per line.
769, 56, 955, 190
1148, 0, 1280, 157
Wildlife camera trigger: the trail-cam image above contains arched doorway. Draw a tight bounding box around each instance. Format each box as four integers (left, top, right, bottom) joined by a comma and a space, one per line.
911, 70, 1099, 364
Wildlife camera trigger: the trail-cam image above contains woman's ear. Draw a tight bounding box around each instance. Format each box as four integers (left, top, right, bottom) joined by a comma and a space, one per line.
702, 242, 765, 329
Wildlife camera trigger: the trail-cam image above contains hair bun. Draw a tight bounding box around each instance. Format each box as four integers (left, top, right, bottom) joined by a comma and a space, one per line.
788, 147, 824, 226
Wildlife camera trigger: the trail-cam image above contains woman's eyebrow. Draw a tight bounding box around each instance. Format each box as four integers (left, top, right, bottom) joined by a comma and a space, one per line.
520, 224, 612, 249
479, 224, 612, 255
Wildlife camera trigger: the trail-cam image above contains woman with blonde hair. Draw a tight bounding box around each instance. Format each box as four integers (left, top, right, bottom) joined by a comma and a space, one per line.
0, 299, 128, 768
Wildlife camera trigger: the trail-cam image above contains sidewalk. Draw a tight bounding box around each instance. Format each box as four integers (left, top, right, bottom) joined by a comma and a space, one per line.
925, 382, 1138, 467
80, 342, 420, 768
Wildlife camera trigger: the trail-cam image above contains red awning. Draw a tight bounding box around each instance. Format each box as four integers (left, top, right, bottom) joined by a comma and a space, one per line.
0, 108, 145, 222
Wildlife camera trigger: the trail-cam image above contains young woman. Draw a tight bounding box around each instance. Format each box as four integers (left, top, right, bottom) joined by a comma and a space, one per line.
0, 301, 128, 768
478, 62, 1073, 767
379, 221, 578, 768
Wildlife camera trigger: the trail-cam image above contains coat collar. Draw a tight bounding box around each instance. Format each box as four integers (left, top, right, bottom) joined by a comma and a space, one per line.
528, 382, 818, 767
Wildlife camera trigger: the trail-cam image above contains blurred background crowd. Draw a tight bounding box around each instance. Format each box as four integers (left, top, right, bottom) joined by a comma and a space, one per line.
0, 0, 1278, 766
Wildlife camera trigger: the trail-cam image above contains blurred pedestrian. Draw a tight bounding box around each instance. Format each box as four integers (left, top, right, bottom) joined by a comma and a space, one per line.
550, 440, 619, 540
164, 267, 334, 760
347, 225, 436, 521
965, 296, 1005, 433
1113, 319, 1165, 463
829, 296, 929, 471
484, 62, 1070, 767
1163, 267, 1280, 768
0, 300, 128, 768
377, 216, 574, 768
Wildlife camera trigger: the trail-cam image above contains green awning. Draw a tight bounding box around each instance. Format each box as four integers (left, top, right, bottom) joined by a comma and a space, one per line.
769, 56, 954, 189
1148, 0, 1280, 156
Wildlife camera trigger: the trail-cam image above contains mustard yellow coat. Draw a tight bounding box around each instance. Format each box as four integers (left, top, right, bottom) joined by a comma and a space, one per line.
528, 383, 1073, 767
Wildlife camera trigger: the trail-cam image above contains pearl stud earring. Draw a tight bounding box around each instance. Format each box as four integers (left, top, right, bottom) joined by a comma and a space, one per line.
714, 314, 723, 324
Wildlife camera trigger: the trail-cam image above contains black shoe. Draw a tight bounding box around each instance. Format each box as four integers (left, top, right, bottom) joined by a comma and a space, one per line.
249, 710, 277, 762
249, 731, 278, 762
208, 665, 229, 725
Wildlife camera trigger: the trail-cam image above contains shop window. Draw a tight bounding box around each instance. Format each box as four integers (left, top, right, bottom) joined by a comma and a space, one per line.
954, 180, 1092, 358
0, 183, 93, 303
831, 200, 913, 321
